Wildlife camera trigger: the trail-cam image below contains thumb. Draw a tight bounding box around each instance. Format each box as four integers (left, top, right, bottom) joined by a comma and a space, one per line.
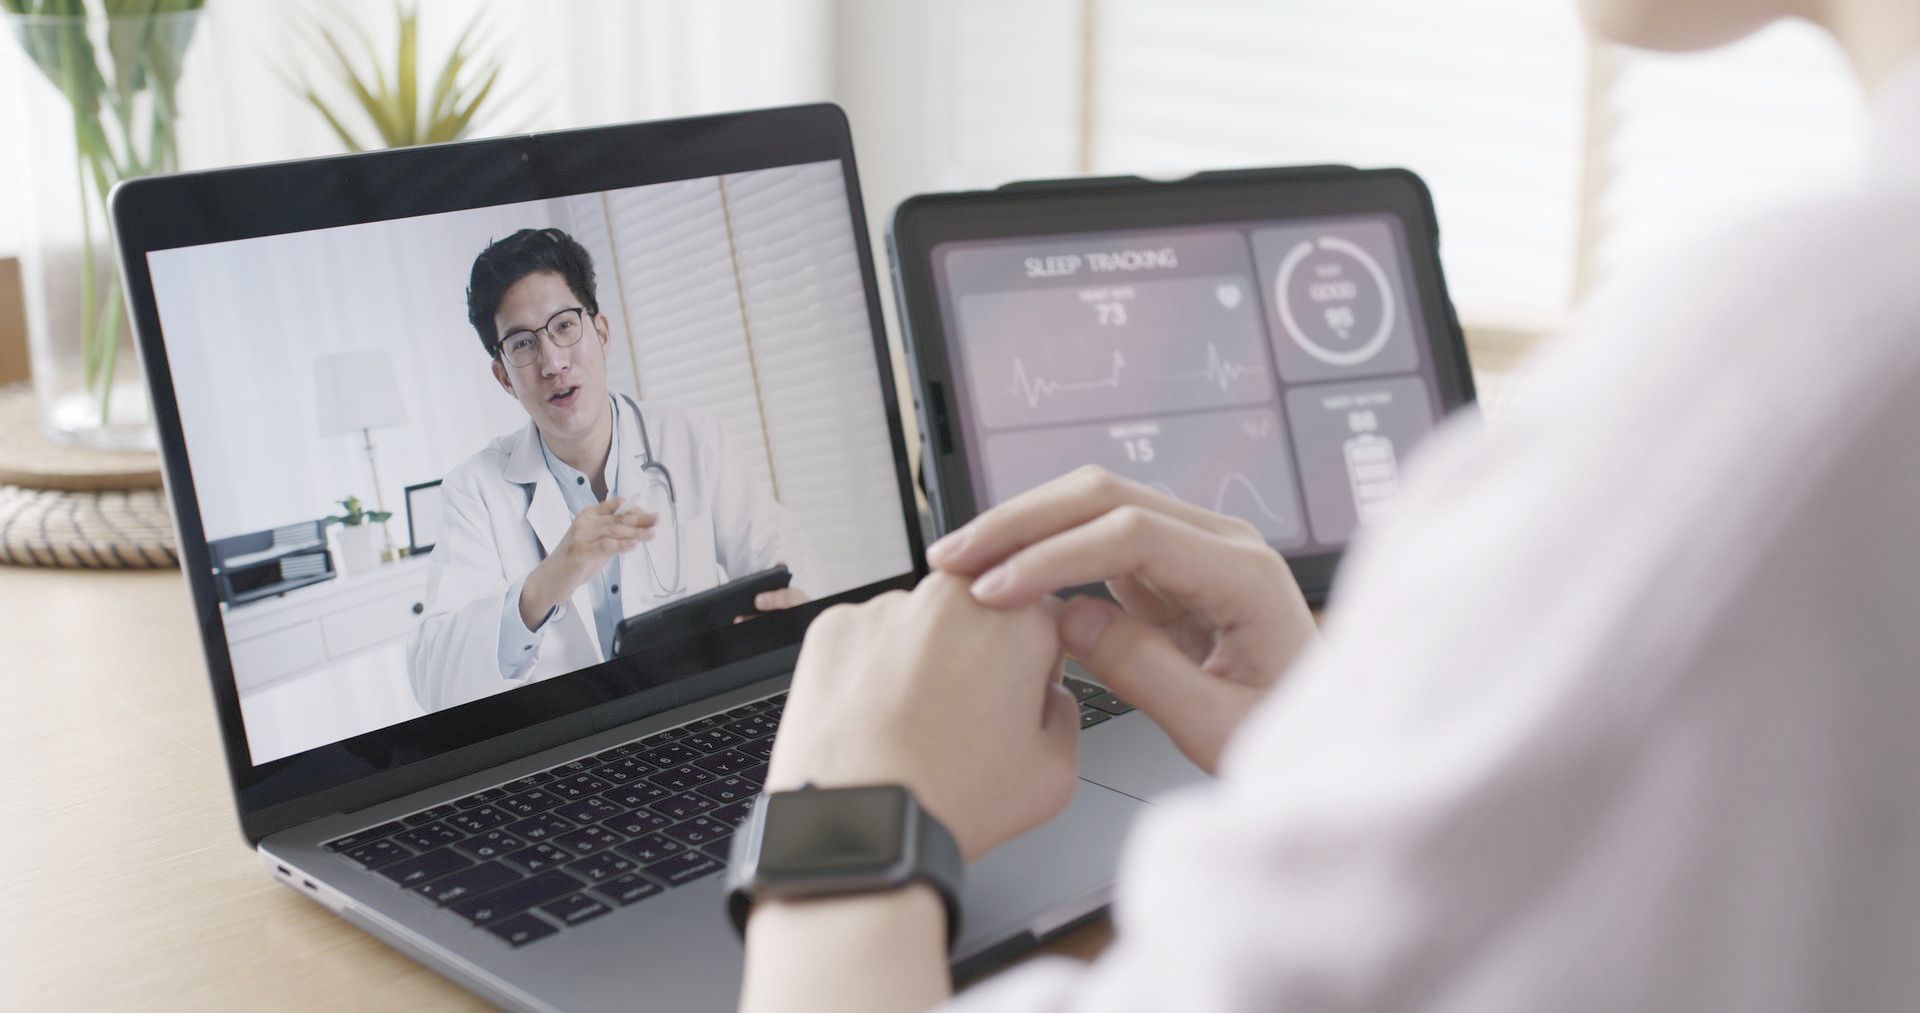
1057, 597, 1237, 773
1039, 680, 1079, 763
1031, 680, 1081, 826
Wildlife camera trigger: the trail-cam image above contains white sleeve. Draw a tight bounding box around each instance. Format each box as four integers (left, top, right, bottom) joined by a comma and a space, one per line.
406, 472, 533, 712
494, 572, 552, 679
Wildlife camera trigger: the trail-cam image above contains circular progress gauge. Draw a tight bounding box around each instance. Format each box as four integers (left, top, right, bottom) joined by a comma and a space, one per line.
1274, 236, 1396, 367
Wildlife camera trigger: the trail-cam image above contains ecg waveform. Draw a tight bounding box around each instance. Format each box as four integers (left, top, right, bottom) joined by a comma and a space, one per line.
1009, 351, 1127, 409
1152, 472, 1292, 526
1155, 342, 1258, 392
1008, 343, 1259, 409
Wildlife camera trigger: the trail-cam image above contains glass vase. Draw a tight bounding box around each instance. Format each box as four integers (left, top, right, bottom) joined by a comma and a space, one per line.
5, 7, 205, 450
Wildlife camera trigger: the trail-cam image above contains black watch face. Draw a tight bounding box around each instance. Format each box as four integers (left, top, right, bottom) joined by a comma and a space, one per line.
761, 786, 908, 875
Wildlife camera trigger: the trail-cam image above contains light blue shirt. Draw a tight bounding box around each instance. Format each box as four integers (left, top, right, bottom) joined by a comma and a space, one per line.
497, 395, 627, 675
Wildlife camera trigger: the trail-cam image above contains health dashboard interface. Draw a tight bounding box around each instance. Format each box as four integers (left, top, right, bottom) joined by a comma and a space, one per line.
933, 215, 1448, 551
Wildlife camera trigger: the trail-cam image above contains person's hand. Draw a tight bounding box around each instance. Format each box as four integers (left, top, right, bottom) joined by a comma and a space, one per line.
925, 466, 1315, 774
520, 497, 657, 627
766, 572, 1079, 862
754, 586, 809, 612
733, 585, 811, 624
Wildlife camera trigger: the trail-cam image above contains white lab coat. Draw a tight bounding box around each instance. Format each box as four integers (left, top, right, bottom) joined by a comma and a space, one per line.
407, 399, 816, 712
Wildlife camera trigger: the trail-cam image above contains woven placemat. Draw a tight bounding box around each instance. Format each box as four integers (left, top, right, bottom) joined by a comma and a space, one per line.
0, 385, 163, 491
0, 484, 178, 569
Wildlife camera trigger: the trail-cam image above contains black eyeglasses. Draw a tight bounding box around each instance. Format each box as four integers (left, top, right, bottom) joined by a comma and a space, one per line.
496, 307, 586, 367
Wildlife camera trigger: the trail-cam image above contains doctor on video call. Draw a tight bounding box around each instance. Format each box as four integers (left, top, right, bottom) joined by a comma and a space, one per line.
407, 227, 816, 712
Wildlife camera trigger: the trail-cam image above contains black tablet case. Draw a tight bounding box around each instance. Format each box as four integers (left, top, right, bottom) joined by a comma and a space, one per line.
886, 166, 1476, 605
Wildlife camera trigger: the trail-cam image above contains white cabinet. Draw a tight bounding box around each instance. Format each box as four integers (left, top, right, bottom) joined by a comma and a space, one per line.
222, 556, 430, 694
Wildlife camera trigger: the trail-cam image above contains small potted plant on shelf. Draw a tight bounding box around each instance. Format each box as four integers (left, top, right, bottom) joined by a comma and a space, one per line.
322, 495, 389, 576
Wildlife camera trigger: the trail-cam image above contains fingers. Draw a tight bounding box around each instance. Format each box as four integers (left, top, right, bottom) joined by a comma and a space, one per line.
610, 509, 658, 531
967, 503, 1267, 610
580, 508, 656, 558
589, 532, 650, 555
927, 466, 1253, 576
589, 496, 659, 527
754, 588, 809, 611
1056, 596, 1249, 774
1106, 573, 1182, 624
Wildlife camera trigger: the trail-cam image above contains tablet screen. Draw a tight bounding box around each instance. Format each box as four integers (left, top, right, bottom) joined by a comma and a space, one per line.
932, 214, 1446, 551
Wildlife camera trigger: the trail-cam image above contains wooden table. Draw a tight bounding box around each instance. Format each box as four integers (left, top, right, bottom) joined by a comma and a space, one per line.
0, 566, 1109, 1008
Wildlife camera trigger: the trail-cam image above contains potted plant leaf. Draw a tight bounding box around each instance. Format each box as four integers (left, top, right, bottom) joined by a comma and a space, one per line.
322, 494, 390, 575
283, 0, 509, 152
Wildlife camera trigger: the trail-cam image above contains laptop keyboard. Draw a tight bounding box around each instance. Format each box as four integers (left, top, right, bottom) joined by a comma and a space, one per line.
319, 677, 1130, 949
1069, 675, 1135, 728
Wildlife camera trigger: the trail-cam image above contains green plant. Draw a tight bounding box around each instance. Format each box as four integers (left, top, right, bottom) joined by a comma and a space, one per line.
286, 0, 506, 151
1, 0, 206, 425
322, 495, 391, 528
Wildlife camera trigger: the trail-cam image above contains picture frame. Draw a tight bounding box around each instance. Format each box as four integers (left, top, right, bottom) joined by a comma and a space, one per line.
404, 480, 444, 556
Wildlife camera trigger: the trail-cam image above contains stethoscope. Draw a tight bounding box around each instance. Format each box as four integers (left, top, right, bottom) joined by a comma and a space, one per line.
621, 393, 683, 597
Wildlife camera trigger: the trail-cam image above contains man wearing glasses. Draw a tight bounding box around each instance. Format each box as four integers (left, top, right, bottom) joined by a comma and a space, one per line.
406, 227, 815, 712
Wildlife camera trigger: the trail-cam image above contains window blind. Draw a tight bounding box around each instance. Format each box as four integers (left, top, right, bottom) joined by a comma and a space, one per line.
591, 177, 778, 500
936, 0, 1588, 326
581, 165, 910, 597
927, 2, 1872, 331
722, 162, 912, 595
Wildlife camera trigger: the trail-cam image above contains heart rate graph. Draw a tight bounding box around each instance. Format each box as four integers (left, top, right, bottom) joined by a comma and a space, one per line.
1157, 341, 1258, 393
1007, 342, 1258, 410
960, 275, 1275, 430
981, 407, 1308, 548
1009, 351, 1127, 409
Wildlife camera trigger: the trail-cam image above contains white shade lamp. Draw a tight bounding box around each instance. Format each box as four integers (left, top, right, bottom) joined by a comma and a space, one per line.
314, 350, 408, 559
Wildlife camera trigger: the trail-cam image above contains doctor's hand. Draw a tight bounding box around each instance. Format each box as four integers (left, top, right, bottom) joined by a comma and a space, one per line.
925, 466, 1316, 775
732, 584, 810, 624
767, 572, 1078, 862
754, 586, 809, 612
518, 497, 656, 629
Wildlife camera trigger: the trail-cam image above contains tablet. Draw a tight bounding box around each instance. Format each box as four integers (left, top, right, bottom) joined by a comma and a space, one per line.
612, 565, 794, 659
887, 167, 1475, 603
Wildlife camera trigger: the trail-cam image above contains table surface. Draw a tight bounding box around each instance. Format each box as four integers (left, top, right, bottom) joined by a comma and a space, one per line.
1, 566, 1110, 1008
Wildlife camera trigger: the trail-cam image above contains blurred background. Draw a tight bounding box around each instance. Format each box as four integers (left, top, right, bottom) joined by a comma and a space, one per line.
0, 0, 1872, 394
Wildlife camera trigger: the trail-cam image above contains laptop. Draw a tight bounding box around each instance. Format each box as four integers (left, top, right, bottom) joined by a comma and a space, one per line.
111, 104, 1202, 1011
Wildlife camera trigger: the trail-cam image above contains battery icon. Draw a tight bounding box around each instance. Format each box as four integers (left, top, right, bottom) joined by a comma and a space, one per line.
1343, 433, 1400, 525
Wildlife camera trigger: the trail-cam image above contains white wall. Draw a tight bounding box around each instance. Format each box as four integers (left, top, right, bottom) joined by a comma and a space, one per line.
149, 199, 553, 542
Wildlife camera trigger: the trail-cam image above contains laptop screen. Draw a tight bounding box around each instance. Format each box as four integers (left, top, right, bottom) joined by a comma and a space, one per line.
144, 158, 913, 766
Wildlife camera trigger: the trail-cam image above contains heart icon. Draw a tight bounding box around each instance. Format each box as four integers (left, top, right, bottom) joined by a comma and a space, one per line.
1215, 283, 1242, 310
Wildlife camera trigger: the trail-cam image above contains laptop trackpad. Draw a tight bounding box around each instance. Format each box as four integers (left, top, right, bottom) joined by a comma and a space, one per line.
1078, 711, 1211, 805
958, 778, 1144, 957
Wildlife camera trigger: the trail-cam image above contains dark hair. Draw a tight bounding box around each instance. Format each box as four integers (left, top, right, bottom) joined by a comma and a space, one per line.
466, 227, 600, 358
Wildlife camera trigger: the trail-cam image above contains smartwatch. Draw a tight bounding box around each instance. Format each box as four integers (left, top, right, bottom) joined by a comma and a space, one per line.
724, 784, 964, 947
